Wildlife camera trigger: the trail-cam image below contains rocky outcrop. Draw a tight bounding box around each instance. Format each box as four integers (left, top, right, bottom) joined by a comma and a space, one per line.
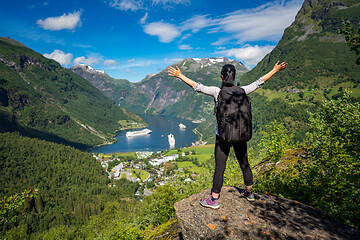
174, 186, 360, 240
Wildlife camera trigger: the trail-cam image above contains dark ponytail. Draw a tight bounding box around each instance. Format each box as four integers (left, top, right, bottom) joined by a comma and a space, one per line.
221, 64, 236, 87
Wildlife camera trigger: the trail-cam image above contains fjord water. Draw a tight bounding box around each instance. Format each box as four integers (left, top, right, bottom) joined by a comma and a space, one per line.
91, 115, 199, 154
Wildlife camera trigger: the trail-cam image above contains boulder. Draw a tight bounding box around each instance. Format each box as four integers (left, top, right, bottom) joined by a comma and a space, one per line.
174, 186, 360, 240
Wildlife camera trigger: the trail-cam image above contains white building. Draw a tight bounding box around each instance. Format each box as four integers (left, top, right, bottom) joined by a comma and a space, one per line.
164, 154, 179, 161
136, 151, 153, 159
112, 163, 124, 172
112, 163, 124, 178
149, 154, 179, 166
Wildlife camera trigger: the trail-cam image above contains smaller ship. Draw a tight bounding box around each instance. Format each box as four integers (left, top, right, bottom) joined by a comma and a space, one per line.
126, 128, 152, 137
179, 123, 186, 129
168, 134, 175, 148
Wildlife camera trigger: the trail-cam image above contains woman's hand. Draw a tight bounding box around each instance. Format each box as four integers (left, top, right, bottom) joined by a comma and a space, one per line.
167, 65, 197, 88
273, 61, 288, 72
167, 66, 182, 78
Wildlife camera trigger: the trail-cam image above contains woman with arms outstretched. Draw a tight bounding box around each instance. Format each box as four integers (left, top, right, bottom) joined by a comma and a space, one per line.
168, 61, 287, 209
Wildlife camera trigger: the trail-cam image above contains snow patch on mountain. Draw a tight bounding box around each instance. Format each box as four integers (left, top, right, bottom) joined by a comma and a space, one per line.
189, 57, 238, 69
192, 57, 234, 64
74, 64, 106, 74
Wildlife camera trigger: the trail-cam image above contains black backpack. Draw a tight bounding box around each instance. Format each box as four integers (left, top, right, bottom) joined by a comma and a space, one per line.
215, 86, 252, 143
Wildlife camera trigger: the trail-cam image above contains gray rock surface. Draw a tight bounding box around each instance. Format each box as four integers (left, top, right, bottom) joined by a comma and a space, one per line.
174, 186, 360, 240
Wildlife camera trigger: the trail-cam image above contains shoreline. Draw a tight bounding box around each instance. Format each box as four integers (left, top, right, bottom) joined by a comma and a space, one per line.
89, 114, 203, 153
86, 123, 148, 152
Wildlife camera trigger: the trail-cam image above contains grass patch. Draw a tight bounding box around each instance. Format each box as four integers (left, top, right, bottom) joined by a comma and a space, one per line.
128, 168, 150, 181
165, 144, 214, 164
183, 144, 214, 164
102, 152, 136, 158
176, 161, 204, 174
118, 120, 146, 129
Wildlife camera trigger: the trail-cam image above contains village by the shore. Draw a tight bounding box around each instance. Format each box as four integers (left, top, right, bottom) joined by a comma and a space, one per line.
93, 146, 204, 200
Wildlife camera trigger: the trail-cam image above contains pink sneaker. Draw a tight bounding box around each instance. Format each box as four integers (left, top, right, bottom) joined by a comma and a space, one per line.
200, 196, 220, 209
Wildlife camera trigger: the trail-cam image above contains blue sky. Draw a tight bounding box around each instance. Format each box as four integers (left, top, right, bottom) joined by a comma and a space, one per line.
0, 0, 304, 82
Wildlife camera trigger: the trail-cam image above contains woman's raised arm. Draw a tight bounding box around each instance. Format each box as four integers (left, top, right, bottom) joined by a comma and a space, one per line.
260, 61, 288, 82
167, 66, 197, 88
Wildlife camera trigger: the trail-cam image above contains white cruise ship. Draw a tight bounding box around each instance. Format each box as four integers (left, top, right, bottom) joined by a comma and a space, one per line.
126, 128, 152, 137
168, 134, 175, 148
179, 123, 186, 129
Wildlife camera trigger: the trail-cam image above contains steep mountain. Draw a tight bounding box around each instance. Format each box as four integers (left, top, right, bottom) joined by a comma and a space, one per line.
202, 0, 360, 146
241, 0, 360, 91
70, 64, 133, 103
72, 57, 248, 122
0, 37, 145, 149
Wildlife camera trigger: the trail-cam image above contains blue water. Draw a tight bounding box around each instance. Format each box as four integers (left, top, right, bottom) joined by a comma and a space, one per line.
91, 115, 199, 154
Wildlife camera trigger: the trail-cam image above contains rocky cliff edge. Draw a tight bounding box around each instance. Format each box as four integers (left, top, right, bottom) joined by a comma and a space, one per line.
174, 186, 360, 240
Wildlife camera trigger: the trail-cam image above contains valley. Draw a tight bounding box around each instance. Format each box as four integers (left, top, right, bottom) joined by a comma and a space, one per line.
0, 37, 146, 149
1, 0, 360, 238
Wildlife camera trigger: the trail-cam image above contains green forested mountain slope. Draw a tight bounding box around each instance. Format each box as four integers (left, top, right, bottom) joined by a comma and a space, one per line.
200, 0, 360, 146
70, 64, 134, 103
0, 132, 139, 238
0, 37, 145, 149
241, 0, 360, 91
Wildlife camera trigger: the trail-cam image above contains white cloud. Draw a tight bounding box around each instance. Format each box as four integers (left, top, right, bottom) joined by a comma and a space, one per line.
212, 0, 303, 43
74, 56, 101, 66
180, 15, 212, 33
143, 22, 181, 43
73, 43, 92, 48
110, 0, 190, 11
139, 12, 148, 24
178, 44, 193, 50
104, 59, 117, 66
210, 38, 232, 46
152, 0, 190, 4
128, 58, 135, 62
43, 50, 73, 66
142, 15, 209, 43
110, 0, 143, 11
180, 33, 192, 41
216, 45, 275, 66
142, 0, 302, 45
36, 10, 82, 31
151, 0, 190, 9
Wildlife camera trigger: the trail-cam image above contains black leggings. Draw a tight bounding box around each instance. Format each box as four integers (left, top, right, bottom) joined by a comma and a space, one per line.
211, 135, 254, 194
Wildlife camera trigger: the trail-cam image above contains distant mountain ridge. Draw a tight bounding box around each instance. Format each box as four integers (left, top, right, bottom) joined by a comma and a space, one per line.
72, 57, 248, 120
0, 37, 145, 149
70, 64, 133, 102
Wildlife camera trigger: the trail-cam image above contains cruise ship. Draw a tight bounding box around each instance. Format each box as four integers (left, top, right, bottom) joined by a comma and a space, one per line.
126, 128, 152, 137
168, 134, 175, 148
179, 123, 186, 129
